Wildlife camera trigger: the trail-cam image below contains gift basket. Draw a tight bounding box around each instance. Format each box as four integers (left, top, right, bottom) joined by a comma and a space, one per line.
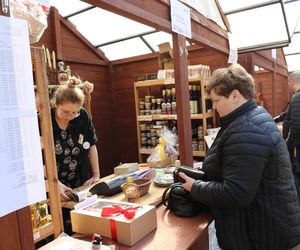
147, 127, 178, 168
10, 0, 48, 44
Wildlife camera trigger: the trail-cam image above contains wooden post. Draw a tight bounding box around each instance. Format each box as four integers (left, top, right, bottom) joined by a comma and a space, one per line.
172, 33, 193, 167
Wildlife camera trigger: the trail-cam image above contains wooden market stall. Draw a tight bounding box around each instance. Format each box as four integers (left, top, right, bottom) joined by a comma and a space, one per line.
0, 0, 291, 249
0, 1, 230, 249
33, 4, 230, 176
238, 49, 290, 117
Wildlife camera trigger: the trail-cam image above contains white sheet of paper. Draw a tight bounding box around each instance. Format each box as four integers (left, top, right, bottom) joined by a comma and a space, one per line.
0, 16, 46, 217
228, 32, 238, 64
204, 134, 216, 149
171, 0, 192, 38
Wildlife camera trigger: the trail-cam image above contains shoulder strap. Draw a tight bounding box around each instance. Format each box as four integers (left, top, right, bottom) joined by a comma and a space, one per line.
162, 183, 183, 206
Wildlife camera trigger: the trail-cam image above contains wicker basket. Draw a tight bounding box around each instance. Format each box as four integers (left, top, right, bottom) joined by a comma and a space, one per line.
148, 154, 178, 168
10, 5, 47, 44
121, 178, 151, 197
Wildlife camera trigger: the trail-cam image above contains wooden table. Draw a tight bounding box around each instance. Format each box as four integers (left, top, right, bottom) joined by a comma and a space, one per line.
61, 172, 169, 209
68, 206, 212, 250
57, 171, 213, 250
117, 206, 212, 250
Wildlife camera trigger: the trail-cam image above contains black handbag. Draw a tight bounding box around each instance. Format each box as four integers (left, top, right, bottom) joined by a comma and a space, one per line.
173, 166, 206, 183
162, 183, 203, 217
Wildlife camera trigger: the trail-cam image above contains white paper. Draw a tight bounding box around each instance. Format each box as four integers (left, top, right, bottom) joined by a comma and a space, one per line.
209, 220, 221, 250
205, 127, 220, 149
74, 194, 97, 210
171, 0, 192, 38
0, 16, 46, 217
228, 32, 238, 64
180, 0, 226, 30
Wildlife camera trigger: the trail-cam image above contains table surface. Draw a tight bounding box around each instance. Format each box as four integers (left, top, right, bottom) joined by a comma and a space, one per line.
58, 170, 213, 250
61, 171, 170, 209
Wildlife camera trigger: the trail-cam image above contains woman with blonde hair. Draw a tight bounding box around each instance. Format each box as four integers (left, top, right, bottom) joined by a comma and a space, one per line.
52, 77, 100, 201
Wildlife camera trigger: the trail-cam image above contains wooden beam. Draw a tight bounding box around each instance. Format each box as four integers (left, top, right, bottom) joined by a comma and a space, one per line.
215, 0, 231, 33
81, 0, 171, 32
33, 48, 64, 237
81, 0, 229, 55
111, 52, 158, 65
173, 33, 193, 167
272, 63, 276, 115
51, 7, 63, 60
238, 53, 254, 75
63, 56, 109, 66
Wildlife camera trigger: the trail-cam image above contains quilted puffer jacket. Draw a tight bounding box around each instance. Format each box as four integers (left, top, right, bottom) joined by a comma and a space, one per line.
191, 99, 300, 250
283, 89, 300, 150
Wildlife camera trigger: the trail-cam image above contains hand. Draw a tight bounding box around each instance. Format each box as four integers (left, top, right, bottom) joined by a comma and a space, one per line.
58, 181, 73, 202
179, 172, 195, 192
83, 175, 100, 186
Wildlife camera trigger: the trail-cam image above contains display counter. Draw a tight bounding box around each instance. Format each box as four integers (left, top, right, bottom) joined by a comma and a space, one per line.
43, 171, 213, 249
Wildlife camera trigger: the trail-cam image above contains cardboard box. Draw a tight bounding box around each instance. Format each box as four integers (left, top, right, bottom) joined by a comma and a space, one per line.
114, 162, 138, 175
71, 199, 157, 246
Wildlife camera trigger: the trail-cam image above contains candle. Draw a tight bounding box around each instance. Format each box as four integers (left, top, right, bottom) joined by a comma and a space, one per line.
42, 44, 47, 65
52, 51, 56, 71
46, 48, 52, 70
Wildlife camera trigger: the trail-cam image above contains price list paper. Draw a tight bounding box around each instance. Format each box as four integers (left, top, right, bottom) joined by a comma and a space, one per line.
0, 16, 46, 217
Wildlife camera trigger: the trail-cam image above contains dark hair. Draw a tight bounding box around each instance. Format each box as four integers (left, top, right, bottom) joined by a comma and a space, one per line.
54, 77, 85, 106
206, 64, 255, 100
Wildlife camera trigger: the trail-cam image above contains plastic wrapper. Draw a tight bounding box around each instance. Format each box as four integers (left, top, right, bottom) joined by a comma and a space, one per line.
10, 0, 48, 44
147, 127, 178, 168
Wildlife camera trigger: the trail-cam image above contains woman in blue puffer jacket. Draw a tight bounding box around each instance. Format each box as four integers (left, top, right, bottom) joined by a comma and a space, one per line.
180, 64, 300, 250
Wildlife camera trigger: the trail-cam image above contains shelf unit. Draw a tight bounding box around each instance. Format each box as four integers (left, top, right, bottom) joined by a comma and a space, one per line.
134, 76, 215, 163
31, 47, 63, 243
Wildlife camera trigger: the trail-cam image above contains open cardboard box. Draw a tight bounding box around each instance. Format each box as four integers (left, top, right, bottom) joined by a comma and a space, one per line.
71, 198, 157, 246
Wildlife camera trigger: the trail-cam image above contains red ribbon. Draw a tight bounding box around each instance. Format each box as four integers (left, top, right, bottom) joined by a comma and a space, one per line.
101, 205, 140, 219
101, 205, 140, 242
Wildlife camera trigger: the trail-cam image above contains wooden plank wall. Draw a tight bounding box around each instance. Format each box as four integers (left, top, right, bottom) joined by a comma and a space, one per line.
112, 55, 159, 164
112, 49, 228, 163
256, 71, 289, 116
33, 10, 116, 177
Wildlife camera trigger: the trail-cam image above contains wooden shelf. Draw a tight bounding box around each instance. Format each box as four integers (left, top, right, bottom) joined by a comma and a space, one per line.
134, 76, 204, 88
134, 75, 216, 163
140, 148, 155, 154
33, 221, 54, 243
137, 112, 214, 121
193, 150, 206, 157
140, 148, 206, 157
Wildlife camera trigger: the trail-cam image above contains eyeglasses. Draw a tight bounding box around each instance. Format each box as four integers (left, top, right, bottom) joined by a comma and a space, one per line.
58, 108, 80, 118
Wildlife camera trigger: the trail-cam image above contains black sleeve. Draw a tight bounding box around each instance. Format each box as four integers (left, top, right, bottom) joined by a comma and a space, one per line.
191, 128, 271, 208
286, 94, 300, 147
80, 108, 98, 146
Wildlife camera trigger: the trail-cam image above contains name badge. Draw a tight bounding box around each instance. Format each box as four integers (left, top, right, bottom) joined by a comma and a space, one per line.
78, 134, 84, 144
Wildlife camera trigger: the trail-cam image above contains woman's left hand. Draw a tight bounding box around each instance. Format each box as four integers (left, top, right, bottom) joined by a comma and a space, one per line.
179, 172, 195, 192
83, 175, 100, 186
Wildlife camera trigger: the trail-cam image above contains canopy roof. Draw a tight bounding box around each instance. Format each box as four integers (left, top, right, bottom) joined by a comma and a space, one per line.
49, 0, 300, 71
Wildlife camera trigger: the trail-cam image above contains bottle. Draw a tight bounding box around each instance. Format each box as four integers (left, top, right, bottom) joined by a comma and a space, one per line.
192, 85, 198, 114
66, 65, 71, 80
174, 159, 181, 168
38, 201, 49, 226
30, 203, 40, 230
171, 87, 176, 114
196, 85, 202, 113
161, 90, 167, 114
189, 85, 194, 114
166, 89, 171, 115
124, 177, 140, 203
